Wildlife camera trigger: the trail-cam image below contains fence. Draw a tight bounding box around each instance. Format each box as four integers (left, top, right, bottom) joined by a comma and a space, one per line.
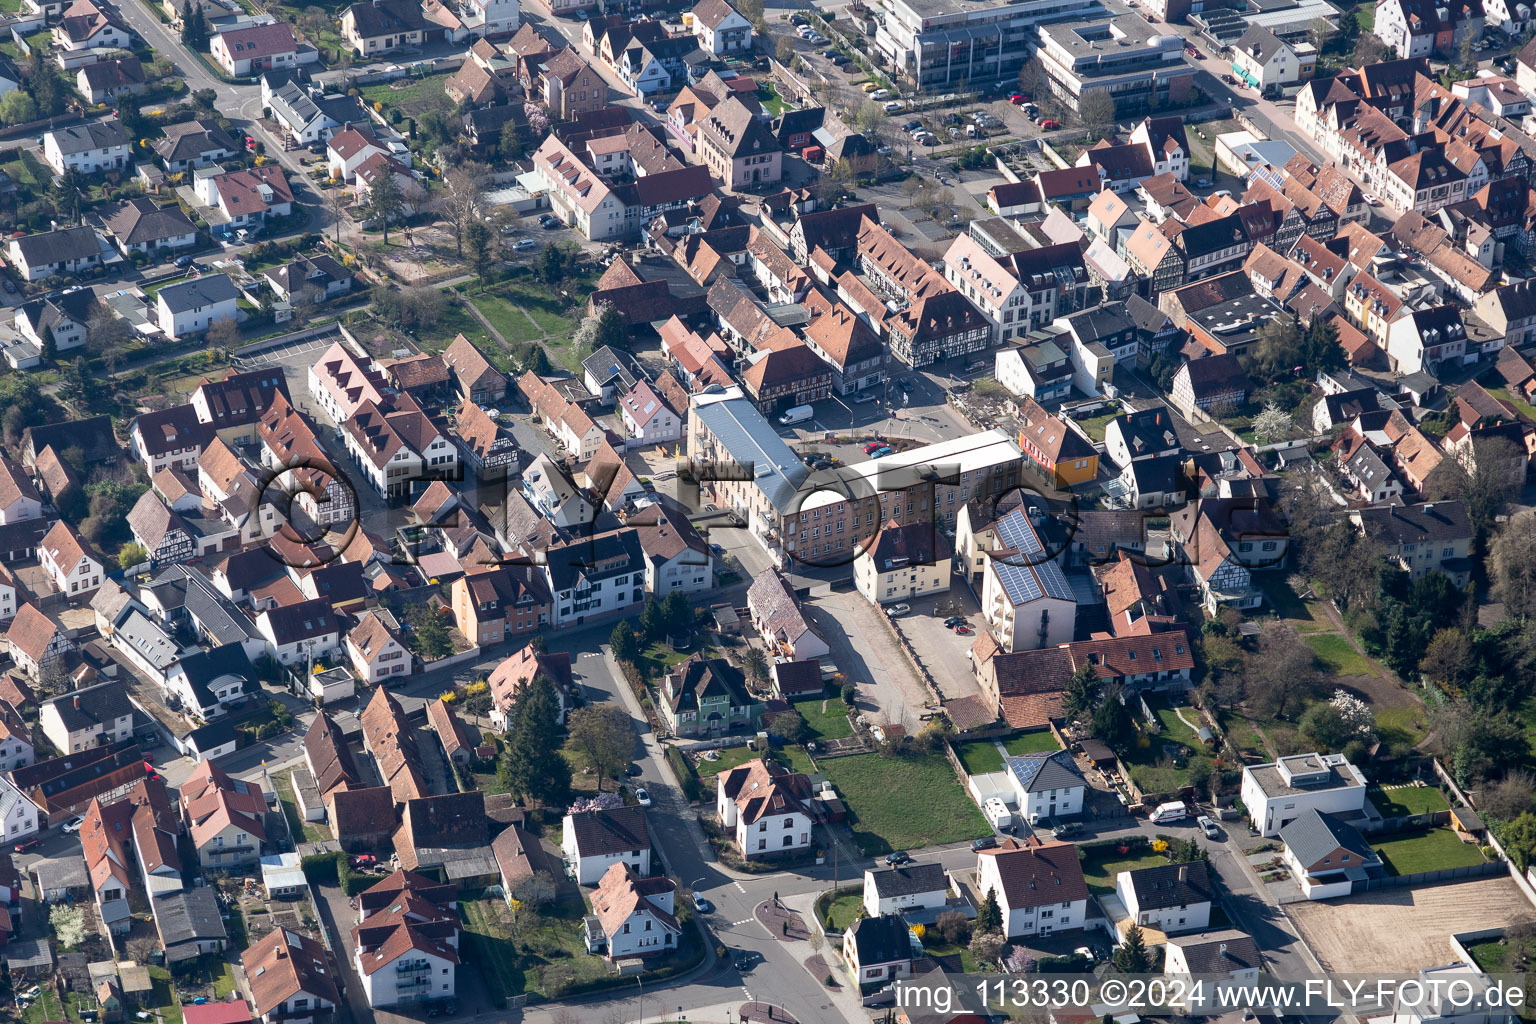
1354, 860, 1504, 891
1360, 809, 1452, 833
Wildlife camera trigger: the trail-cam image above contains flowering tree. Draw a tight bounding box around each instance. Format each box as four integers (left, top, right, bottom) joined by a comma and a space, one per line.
567, 793, 625, 814
1005, 946, 1036, 974
1329, 688, 1377, 740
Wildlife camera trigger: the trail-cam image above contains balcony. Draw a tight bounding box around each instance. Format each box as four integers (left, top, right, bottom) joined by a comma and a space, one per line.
396, 962, 432, 975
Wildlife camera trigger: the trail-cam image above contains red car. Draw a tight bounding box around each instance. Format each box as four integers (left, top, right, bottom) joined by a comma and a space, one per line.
349, 854, 377, 869
1039, 119, 1060, 130
1186, 46, 1203, 58
863, 441, 884, 453
1009, 93, 1025, 104
953, 626, 973, 635
13, 839, 39, 853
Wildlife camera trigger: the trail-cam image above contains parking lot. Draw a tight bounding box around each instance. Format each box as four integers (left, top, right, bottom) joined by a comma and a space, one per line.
891, 589, 985, 702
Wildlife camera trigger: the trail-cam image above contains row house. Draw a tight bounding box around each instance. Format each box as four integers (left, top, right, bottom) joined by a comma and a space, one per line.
451, 565, 550, 647
741, 342, 834, 414
341, 396, 458, 500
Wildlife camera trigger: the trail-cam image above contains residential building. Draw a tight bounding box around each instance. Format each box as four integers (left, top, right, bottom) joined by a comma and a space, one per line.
100, 198, 198, 256
842, 915, 915, 992
193, 165, 294, 234
40, 520, 103, 597
181, 758, 266, 870
8, 605, 75, 681
154, 120, 239, 172
863, 864, 949, 919
211, 23, 300, 77
1017, 396, 1098, 486
978, 505, 1077, 652
1348, 501, 1475, 586
659, 656, 759, 738
1034, 16, 1194, 116
255, 598, 340, 667
77, 56, 146, 104
1278, 808, 1383, 899
974, 838, 1089, 938
345, 610, 412, 684
1163, 932, 1264, 995
451, 567, 550, 650
853, 520, 952, 606
7, 226, 112, 282
589, 862, 679, 958
1005, 750, 1087, 823
241, 929, 340, 1024
542, 530, 646, 628
157, 274, 241, 340
40, 682, 135, 754
488, 644, 572, 730
1239, 752, 1369, 836
562, 806, 651, 885
696, 96, 782, 189
1115, 861, 1213, 936
1230, 25, 1302, 89
691, 0, 751, 56
1170, 355, 1252, 422
715, 758, 814, 858
51, 2, 131, 55
340, 0, 425, 56
1376, 0, 1484, 58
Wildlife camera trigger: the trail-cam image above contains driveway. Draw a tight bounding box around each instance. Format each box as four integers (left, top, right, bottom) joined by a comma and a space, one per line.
801, 587, 933, 722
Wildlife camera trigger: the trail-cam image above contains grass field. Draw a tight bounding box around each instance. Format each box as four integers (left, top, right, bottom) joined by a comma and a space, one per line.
1305, 633, 1375, 677
1256, 575, 1330, 633
1003, 730, 1061, 755
1081, 851, 1169, 895
1374, 705, 1430, 751
1369, 785, 1449, 818
776, 744, 817, 777
359, 72, 453, 117
273, 769, 330, 843
1372, 828, 1487, 876
824, 892, 863, 930
461, 897, 611, 999
793, 696, 853, 741
817, 751, 987, 854
695, 744, 763, 778
954, 739, 1004, 775
470, 293, 545, 347
1149, 701, 1201, 746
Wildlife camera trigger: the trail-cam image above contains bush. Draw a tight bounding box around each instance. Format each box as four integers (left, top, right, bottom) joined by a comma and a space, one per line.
300, 853, 339, 886
668, 746, 701, 802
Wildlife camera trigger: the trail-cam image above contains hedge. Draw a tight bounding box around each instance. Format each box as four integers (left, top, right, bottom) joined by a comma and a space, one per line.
300, 852, 338, 886
667, 746, 701, 802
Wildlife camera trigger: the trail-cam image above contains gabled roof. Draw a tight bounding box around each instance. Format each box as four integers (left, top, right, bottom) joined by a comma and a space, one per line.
1278, 807, 1377, 867
566, 806, 649, 858
868, 863, 947, 899
240, 929, 339, 1015
979, 838, 1088, 909
1124, 859, 1213, 910
1004, 750, 1085, 794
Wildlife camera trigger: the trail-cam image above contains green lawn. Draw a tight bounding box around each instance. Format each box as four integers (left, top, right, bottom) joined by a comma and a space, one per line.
1375, 705, 1429, 751
758, 81, 785, 116
1220, 712, 1269, 758
1080, 852, 1170, 895
695, 744, 764, 778
148, 967, 183, 1024
1255, 575, 1330, 633
1077, 411, 1118, 443
1305, 633, 1375, 677
793, 696, 853, 741
1354, 2, 1375, 31
954, 739, 1004, 775
359, 72, 452, 117
774, 744, 818, 777
817, 751, 987, 855
273, 769, 330, 843
1150, 701, 1201, 746
1369, 785, 1450, 818
1468, 939, 1514, 973
1372, 828, 1486, 876
469, 293, 545, 347
1003, 730, 1061, 756
22, 987, 64, 1024
461, 897, 612, 1000
824, 892, 863, 930
0, 0, 22, 14
1489, 386, 1536, 423
461, 898, 527, 1002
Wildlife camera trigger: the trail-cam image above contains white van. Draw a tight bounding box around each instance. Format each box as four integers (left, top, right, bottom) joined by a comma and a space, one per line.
1149, 800, 1188, 823
779, 404, 814, 425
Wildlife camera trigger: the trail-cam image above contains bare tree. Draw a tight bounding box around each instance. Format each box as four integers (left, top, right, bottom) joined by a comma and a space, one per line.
206, 316, 242, 348
1484, 769, 1536, 820
439, 161, 489, 258
1076, 89, 1117, 140
1491, 510, 1536, 621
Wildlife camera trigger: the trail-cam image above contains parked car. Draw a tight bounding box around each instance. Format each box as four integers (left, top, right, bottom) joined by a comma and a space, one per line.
13, 839, 40, 853
512, 238, 538, 251
625, 763, 643, 777
870, 88, 891, 100
861, 81, 880, 93
853, 392, 878, 403
944, 615, 967, 627
1362, 192, 1382, 206
883, 100, 903, 112
174, 254, 195, 268
62, 817, 84, 834
885, 850, 912, 865
349, 854, 377, 869
693, 897, 714, 914
1038, 119, 1060, 130
635, 788, 652, 807
864, 441, 885, 453
902, 119, 923, 131
953, 625, 973, 635
871, 446, 893, 457
1198, 814, 1221, 839
886, 603, 911, 618
972, 836, 998, 851
1010, 93, 1026, 104
1052, 821, 1081, 837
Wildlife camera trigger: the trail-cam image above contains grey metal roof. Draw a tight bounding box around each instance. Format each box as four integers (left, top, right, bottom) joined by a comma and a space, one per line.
1125, 860, 1214, 911
158, 274, 240, 314
42, 682, 136, 734
1004, 750, 1084, 795
1278, 808, 1376, 868
869, 863, 947, 899
691, 392, 809, 513
116, 610, 180, 673
154, 887, 228, 949
182, 568, 262, 646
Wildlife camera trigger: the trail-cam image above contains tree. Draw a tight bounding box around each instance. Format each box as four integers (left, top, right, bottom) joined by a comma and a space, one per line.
609, 621, 640, 664
1484, 770, 1536, 821
1061, 659, 1100, 724
767, 709, 808, 745
969, 929, 1005, 967
639, 598, 667, 642
440, 162, 488, 257
566, 704, 633, 793
1113, 923, 1151, 973
934, 910, 971, 946
408, 604, 453, 660
500, 675, 571, 807
1501, 811, 1536, 870
500, 118, 522, 159
49, 168, 84, 226
540, 243, 568, 286
1298, 701, 1357, 751
206, 316, 242, 348
367, 166, 405, 243
1077, 89, 1117, 140
854, 100, 889, 142
1252, 403, 1292, 444
1309, 16, 1337, 51
1247, 622, 1321, 721
975, 888, 1002, 934
742, 645, 767, 683
1490, 511, 1536, 622
1092, 687, 1135, 753
0, 90, 36, 127
117, 542, 147, 571
59, 357, 99, 406
464, 219, 495, 287
572, 302, 627, 358
776, 34, 796, 63
51, 905, 88, 950
662, 590, 691, 635
511, 870, 558, 909
88, 302, 133, 373
1354, 32, 1389, 65
1252, 314, 1302, 380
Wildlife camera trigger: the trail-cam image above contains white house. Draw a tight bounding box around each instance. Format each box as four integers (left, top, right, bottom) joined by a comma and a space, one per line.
1230, 25, 1301, 89
1115, 861, 1214, 936
1240, 752, 1370, 837
210, 22, 300, 77
975, 839, 1089, 938
522, 453, 593, 528
7, 605, 75, 681
715, 758, 813, 859
1004, 750, 1087, 823
40, 682, 136, 754
14, 290, 95, 357
562, 806, 651, 885
354, 926, 458, 1007
863, 863, 949, 919
44, 121, 131, 175
618, 382, 681, 445
0, 776, 38, 842
1278, 807, 1383, 900
0, 705, 35, 772
691, 0, 752, 57
979, 508, 1077, 653
630, 504, 713, 597
255, 598, 341, 667
345, 611, 412, 684
157, 274, 242, 340
841, 915, 915, 992
1129, 117, 1190, 181
1163, 931, 1264, 1004
589, 862, 680, 959
39, 520, 103, 597
7, 226, 111, 282
542, 530, 645, 629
